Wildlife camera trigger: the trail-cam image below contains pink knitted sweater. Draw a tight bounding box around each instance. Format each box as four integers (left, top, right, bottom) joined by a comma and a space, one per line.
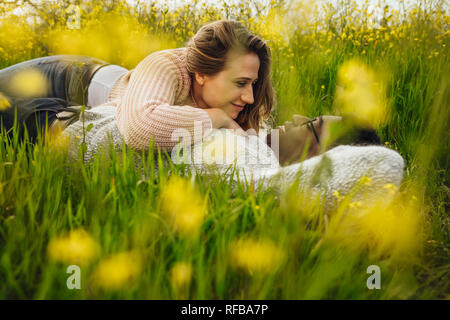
107, 48, 213, 151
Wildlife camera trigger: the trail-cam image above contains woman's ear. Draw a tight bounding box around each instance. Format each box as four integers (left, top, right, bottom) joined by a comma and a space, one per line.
195, 72, 207, 86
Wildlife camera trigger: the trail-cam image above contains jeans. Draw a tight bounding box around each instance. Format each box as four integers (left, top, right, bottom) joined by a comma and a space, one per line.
0, 55, 110, 142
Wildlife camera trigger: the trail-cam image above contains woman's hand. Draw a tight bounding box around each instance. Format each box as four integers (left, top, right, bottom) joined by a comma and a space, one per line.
204, 108, 248, 136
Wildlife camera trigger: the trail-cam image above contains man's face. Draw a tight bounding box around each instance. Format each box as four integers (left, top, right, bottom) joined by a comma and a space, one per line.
277, 115, 343, 166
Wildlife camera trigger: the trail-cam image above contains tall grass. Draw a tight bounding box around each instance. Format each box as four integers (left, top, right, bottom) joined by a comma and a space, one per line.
0, 0, 448, 299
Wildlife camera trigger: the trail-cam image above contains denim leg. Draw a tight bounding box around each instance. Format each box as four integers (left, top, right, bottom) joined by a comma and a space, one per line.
0, 55, 109, 142
0, 55, 109, 104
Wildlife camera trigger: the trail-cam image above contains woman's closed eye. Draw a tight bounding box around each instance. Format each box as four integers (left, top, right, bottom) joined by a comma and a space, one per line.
235, 80, 258, 88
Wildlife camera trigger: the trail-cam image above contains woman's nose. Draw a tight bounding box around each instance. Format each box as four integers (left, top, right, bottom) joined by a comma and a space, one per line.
241, 84, 254, 105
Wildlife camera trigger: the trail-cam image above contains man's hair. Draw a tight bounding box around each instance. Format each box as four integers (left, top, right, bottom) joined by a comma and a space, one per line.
326, 117, 382, 149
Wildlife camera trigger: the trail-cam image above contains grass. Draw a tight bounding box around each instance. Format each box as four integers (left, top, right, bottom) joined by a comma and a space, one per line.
0, 0, 449, 299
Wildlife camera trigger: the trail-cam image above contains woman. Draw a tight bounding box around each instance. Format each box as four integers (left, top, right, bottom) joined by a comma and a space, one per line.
109, 19, 273, 150
0, 20, 273, 151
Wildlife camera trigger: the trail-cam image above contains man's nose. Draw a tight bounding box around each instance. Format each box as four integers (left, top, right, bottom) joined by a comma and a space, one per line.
292, 114, 311, 125
241, 84, 254, 105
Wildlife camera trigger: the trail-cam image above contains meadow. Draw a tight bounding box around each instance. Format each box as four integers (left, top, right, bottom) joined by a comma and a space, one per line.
0, 0, 448, 299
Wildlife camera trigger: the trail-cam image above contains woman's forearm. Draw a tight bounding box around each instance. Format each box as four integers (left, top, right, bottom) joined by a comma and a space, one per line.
204, 108, 229, 128
204, 108, 248, 136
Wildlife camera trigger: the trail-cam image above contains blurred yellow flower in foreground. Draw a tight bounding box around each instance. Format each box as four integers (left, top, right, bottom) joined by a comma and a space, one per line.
202, 130, 244, 165
383, 183, 398, 195
326, 197, 423, 262
334, 59, 390, 127
360, 176, 372, 186
231, 238, 285, 275
92, 251, 142, 290
46, 126, 70, 153
0, 92, 11, 110
47, 229, 99, 266
332, 190, 343, 200
160, 176, 207, 235
9, 69, 48, 98
170, 261, 193, 288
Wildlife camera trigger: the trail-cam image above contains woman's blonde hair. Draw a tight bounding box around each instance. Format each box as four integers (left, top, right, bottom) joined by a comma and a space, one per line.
185, 20, 275, 132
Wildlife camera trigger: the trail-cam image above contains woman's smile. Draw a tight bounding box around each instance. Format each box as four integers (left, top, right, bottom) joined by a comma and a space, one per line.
232, 103, 244, 111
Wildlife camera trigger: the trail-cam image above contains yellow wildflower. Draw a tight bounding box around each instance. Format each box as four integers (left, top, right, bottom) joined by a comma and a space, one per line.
231, 238, 285, 275
47, 229, 100, 266
326, 198, 423, 262
9, 68, 48, 98
46, 125, 70, 153
160, 176, 207, 235
332, 190, 343, 200
0, 92, 11, 110
170, 261, 193, 288
360, 176, 372, 186
201, 129, 244, 165
383, 183, 398, 195
334, 59, 390, 127
349, 201, 363, 209
92, 251, 142, 290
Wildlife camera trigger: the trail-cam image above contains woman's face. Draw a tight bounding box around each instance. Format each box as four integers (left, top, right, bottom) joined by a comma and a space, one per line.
193, 50, 260, 119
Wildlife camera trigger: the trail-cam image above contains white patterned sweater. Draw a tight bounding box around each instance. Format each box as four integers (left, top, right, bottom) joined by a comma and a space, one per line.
62, 106, 405, 210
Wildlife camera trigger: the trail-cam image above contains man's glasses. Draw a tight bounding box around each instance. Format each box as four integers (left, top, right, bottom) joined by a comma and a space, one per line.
300, 116, 323, 144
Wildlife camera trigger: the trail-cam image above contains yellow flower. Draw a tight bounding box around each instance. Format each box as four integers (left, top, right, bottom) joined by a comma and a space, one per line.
349, 201, 363, 209
46, 126, 70, 153
332, 190, 343, 200
0, 92, 11, 110
160, 176, 207, 235
383, 183, 398, 195
360, 176, 372, 186
326, 197, 423, 262
202, 132, 236, 164
356, 203, 422, 260
47, 229, 99, 266
230, 238, 285, 275
334, 59, 390, 127
92, 251, 142, 290
9, 68, 48, 98
170, 261, 193, 288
